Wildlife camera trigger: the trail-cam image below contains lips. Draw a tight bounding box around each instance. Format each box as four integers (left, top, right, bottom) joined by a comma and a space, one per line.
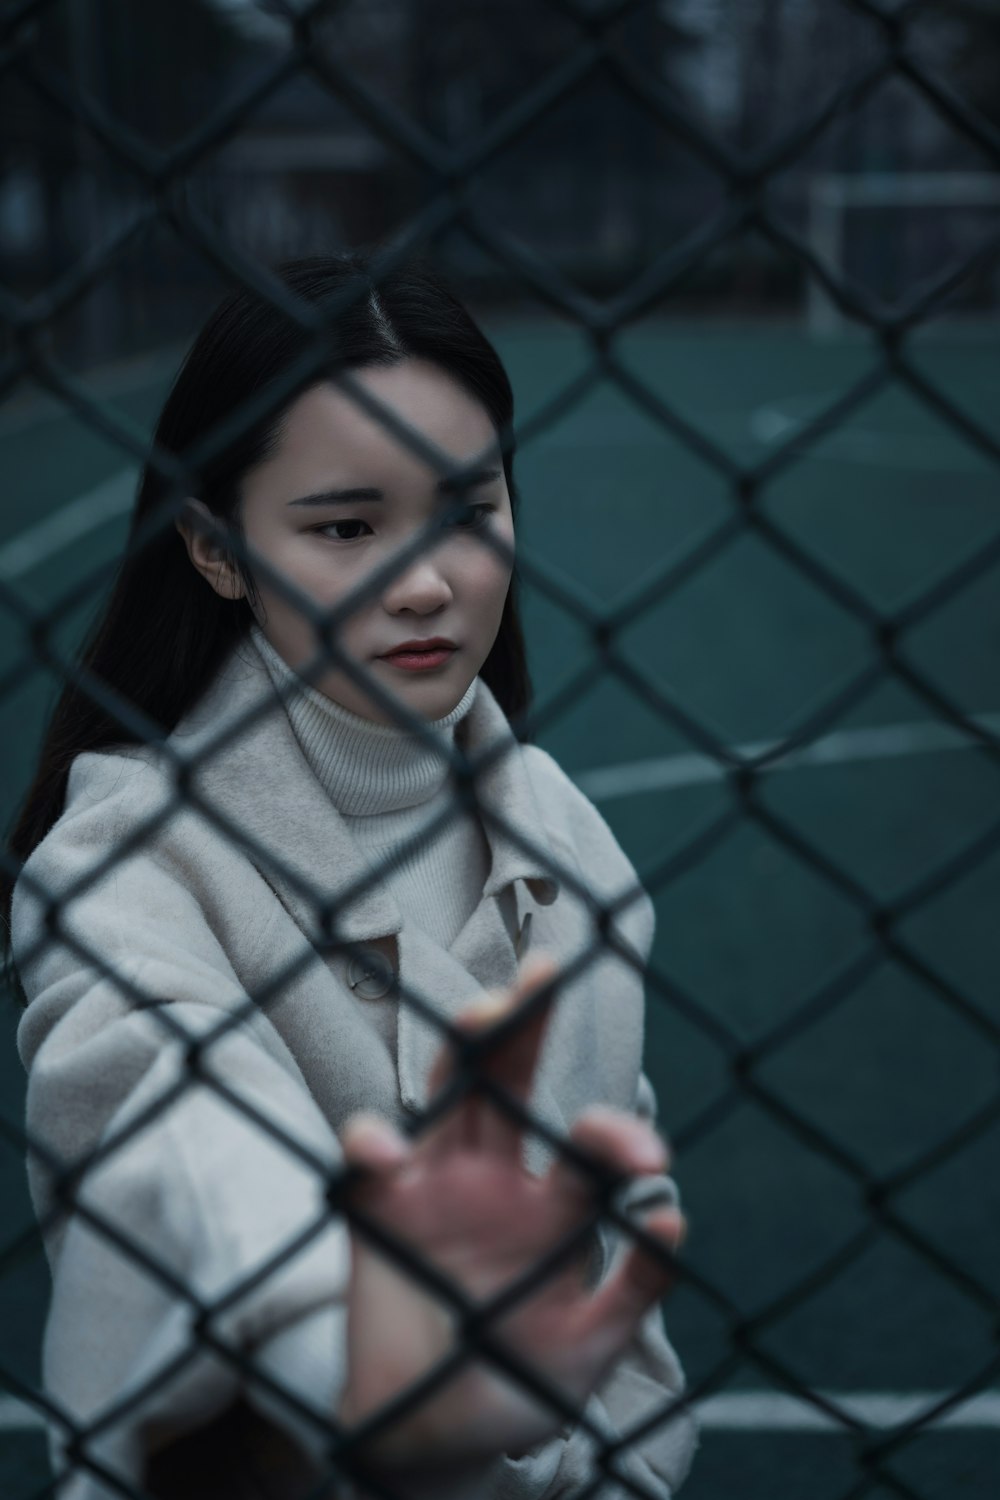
381, 638, 456, 658
379, 639, 457, 673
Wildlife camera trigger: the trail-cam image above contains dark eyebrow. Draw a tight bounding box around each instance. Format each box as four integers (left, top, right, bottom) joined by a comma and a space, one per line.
288, 488, 382, 507
287, 466, 503, 508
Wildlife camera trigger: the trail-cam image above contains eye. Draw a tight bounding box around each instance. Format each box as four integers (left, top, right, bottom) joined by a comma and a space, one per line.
442, 502, 494, 530
315, 519, 373, 542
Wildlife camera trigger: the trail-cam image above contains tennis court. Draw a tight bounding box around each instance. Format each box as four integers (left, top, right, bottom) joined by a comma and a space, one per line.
2, 319, 998, 1496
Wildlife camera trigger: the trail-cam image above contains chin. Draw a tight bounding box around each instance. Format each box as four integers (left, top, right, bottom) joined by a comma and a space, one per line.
408, 683, 471, 720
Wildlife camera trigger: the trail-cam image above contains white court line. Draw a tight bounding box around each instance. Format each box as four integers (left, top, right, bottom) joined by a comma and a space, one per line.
695, 1390, 1000, 1433
576, 714, 1000, 802
2, 1391, 999, 1435
0, 470, 136, 582
749, 397, 994, 471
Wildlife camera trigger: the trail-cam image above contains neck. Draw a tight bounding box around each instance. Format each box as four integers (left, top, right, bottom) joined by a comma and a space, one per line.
247, 624, 477, 815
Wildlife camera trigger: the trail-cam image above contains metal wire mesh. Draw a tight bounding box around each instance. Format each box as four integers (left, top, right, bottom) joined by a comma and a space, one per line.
1, 1, 999, 1497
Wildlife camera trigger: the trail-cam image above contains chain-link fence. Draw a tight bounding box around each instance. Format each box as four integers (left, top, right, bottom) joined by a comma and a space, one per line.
2, 1, 1000, 1497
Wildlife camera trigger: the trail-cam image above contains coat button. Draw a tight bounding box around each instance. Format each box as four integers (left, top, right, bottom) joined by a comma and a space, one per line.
347, 949, 396, 1000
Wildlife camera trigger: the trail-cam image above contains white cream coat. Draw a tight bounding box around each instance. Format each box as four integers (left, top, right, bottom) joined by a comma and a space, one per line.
13, 636, 699, 1499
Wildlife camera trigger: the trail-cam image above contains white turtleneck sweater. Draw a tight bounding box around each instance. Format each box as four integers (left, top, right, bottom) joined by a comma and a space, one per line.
248, 622, 493, 963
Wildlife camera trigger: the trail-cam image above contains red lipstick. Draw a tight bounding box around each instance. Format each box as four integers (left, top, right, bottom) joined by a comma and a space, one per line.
380, 638, 457, 672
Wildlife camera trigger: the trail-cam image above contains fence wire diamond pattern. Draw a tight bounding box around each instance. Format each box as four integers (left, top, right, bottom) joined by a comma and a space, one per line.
1, 2, 999, 1498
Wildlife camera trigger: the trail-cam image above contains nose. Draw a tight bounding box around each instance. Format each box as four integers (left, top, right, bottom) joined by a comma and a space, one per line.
381, 549, 454, 615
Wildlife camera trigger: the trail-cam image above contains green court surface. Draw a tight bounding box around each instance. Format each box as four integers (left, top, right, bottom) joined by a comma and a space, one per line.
1, 320, 999, 1496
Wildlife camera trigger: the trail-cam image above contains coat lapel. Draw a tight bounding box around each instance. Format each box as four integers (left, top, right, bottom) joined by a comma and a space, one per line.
396, 913, 569, 1177
171, 639, 405, 948
395, 680, 567, 1169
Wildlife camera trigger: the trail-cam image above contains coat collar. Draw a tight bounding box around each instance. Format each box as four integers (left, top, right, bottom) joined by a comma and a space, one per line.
169, 635, 559, 947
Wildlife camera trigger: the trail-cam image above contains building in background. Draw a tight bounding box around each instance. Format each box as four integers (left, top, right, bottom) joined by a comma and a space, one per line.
1, 0, 998, 367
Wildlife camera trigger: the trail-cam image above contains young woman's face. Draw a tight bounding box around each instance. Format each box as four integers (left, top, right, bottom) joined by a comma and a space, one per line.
192, 359, 515, 724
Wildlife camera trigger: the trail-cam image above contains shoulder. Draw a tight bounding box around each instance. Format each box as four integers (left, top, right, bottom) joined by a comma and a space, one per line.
38, 634, 262, 857
65, 744, 170, 822
520, 741, 636, 880
11, 743, 271, 1059
18, 748, 167, 892
11, 745, 211, 961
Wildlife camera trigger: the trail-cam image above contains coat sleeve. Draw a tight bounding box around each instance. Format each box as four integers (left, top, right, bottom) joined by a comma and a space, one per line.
12, 754, 353, 1499
542, 1068, 699, 1499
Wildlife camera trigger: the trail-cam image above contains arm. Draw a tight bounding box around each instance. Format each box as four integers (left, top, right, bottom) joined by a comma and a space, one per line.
12, 762, 353, 1495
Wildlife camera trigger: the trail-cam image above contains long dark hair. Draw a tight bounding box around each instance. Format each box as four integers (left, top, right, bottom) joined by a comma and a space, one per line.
1, 253, 531, 1004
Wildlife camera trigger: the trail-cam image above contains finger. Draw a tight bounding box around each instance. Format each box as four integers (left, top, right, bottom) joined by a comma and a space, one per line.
341, 1111, 413, 1174
569, 1206, 686, 1361
571, 1106, 671, 1175
423, 949, 559, 1106
538, 1108, 675, 1284
421, 950, 559, 1159
433, 950, 561, 1092
420, 951, 561, 1161
604, 1206, 686, 1307
544, 1105, 671, 1204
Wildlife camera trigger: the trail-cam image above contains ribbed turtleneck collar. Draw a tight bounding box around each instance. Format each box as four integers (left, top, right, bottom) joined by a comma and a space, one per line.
248, 624, 477, 817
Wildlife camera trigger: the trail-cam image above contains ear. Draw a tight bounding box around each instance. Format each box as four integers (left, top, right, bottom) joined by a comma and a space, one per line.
174, 498, 245, 601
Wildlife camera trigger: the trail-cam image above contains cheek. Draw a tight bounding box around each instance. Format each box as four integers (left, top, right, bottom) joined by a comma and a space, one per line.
253, 549, 372, 652
465, 543, 513, 613
471, 517, 514, 583
264, 537, 364, 610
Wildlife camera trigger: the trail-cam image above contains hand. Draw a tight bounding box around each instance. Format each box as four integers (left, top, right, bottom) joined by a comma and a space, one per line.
336, 951, 686, 1471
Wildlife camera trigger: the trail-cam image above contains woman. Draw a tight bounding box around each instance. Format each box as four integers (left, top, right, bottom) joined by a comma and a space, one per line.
2, 255, 699, 1499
